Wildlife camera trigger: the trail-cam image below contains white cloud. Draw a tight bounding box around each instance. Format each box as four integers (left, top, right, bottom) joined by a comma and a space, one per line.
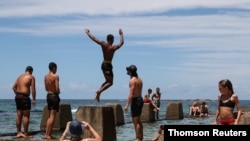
0, 0, 250, 18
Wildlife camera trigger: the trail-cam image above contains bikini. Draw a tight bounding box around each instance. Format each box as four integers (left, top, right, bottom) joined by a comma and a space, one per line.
219, 96, 236, 125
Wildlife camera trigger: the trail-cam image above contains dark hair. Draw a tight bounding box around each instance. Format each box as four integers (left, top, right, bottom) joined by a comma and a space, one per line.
107, 34, 114, 41
25, 66, 33, 73
49, 62, 57, 71
148, 88, 152, 92
126, 65, 138, 77
219, 79, 234, 94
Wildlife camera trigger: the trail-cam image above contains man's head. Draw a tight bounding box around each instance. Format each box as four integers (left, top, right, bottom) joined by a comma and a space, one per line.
107, 34, 114, 44
148, 88, 152, 94
25, 66, 33, 74
48, 62, 57, 71
69, 120, 84, 138
126, 65, 138, 77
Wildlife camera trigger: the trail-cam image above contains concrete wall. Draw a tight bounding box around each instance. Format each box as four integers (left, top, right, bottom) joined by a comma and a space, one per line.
76, 106, 117, 141
40, 103, 72, 131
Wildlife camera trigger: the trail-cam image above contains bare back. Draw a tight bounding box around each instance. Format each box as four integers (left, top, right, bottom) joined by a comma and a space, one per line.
129, 77, 143, 98
101, 43, 119, 61
44, 72, 60, 94
13, 73, 35, 95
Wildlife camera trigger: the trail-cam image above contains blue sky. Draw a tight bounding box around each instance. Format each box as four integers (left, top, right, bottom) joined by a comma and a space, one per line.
0, 0, 250, 100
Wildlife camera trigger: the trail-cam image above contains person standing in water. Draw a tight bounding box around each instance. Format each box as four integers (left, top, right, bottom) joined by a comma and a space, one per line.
85, 28, 124, 102
12, 66, 36, 138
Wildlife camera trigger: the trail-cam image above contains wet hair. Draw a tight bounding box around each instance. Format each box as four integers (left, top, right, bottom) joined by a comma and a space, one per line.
49, 62, 57, 71
126, 65, 138, 77
219, 79, 234, 94
25, 66, 33, 73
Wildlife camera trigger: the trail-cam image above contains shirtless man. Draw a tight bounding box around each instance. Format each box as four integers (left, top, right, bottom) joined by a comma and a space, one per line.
124, 65, 144, 141
12, 66, 36, 138
85, 28, 124, 102
44, 62, 60, 139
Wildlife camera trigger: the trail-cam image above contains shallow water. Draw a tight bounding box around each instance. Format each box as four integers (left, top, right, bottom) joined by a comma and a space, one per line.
0, 99, 248, 140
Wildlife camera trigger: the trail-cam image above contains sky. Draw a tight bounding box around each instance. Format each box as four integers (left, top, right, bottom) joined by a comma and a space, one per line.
0, 0, 250, 100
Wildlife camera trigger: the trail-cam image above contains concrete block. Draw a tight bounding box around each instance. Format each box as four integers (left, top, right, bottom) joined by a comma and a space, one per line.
104, 103, 125, 125
76, 106, 117, 141
166, 102, 184, 120
40, 103, 72, 131
141, 103, 155, 122
239, 108, 250, 125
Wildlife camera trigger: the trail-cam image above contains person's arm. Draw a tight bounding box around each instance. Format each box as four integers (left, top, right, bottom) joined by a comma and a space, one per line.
55, 75, 60, 94
233, 94, 242, 124
31, 76, 36, 106
82, 121, 102, 141
12, 81, 18, 94
213, 95, 220, 124
59, 121, 70, 141
151, 94, 155, 101
113, 28, 124, 49
85, 29, 105, 45
124, 79, 134, 112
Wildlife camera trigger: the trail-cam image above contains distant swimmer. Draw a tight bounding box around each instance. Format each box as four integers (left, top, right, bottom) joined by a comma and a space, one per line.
85, 28, 124, 102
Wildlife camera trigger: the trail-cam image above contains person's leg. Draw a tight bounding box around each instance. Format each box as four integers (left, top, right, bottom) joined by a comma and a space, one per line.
45, 110, 57, 139
22, 110, 31, 137
151, 101, 160, 112
132, 116, 143, 141
16, 110, 25, 137
156, 101, 160, 119
95, 74, 113, 102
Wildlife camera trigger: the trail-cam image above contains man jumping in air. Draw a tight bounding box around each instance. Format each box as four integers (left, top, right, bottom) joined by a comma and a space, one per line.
85, 28, 124, 102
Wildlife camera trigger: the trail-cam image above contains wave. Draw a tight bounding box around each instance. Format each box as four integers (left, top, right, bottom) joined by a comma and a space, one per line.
71, 109, 77, 113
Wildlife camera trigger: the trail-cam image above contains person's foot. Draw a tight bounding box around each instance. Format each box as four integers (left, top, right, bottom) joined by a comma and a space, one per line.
24, 133, 33, 138
16, 132, 26, 138
94, 91, 101, 103
44, 135, 52, 139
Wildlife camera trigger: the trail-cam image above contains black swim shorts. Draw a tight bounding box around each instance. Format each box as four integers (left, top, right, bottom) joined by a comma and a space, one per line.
47, 93, 60, 112
15, 93, 31, 110
131, 97, 144, 117
101, 62, 113, 77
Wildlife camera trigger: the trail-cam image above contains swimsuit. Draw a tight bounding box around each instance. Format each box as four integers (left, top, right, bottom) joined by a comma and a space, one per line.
200, 106, 208, 114
101, 60, 113, 77
219, 96, 235, 108
219, 118, 235, 125
131, 97, 144, 117
47, 93, 60, 112
143, 98, 152, 104
15, 93, 31, 110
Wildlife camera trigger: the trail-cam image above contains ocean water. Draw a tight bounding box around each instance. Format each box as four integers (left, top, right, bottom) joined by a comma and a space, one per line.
0, 99, 249, 141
